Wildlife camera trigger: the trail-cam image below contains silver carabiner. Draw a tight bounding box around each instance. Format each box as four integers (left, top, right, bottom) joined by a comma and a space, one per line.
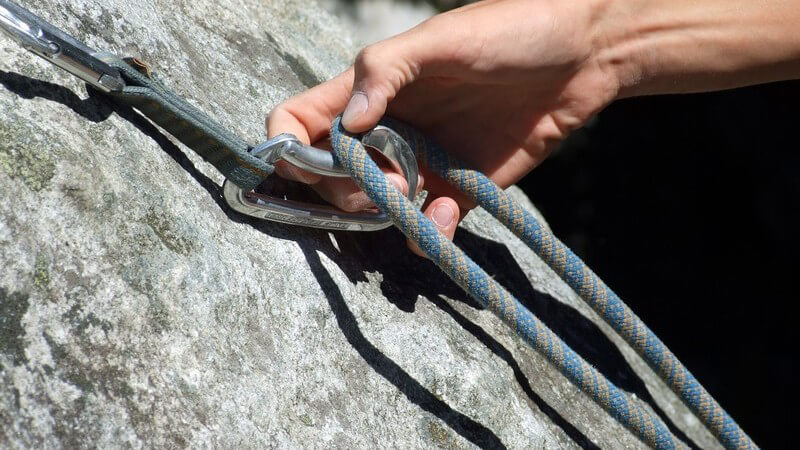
222, 125, 419, 231
0, 0, 125, 92
0, 2, 57, 55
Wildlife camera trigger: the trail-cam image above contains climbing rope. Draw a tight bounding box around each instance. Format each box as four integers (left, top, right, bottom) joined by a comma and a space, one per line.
330, 116, 756, 449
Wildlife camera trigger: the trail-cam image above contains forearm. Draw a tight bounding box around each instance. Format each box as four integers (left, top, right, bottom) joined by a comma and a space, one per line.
592, 0, 800, 97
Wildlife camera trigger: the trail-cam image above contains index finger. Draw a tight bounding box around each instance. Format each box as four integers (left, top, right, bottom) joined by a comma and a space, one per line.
267, 68, 355, 144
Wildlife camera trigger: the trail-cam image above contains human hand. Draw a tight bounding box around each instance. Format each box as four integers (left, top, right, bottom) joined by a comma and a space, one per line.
268, 0, 621, 255
268, 0, 800, 257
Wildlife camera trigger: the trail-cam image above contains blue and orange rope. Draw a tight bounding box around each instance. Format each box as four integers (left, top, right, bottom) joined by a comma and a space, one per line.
330, 116, 756, 449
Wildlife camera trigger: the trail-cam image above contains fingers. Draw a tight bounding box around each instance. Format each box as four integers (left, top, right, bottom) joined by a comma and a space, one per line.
408, 196, 461, 258
269, 19, 440, 187
274, 160, 321, 185
341, 29, 432, 132
267, 69, 354, 142
313, 172, 411, 212
267, 70, 355, 183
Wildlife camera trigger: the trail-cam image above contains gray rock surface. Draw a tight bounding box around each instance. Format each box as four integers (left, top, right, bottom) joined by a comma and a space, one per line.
320, 0, 436, 45
1, 0, 718, 448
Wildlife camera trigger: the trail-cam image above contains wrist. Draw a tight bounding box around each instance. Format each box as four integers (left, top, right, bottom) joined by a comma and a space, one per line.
590, 0, 800, 98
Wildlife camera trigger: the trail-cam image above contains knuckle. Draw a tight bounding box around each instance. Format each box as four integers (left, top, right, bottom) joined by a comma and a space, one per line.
354, 45, 383, 72
265, 102, 289, 126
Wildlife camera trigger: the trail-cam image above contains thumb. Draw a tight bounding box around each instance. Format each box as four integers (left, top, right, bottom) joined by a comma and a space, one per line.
408, 197, 460, 259
341, 34, 425, 132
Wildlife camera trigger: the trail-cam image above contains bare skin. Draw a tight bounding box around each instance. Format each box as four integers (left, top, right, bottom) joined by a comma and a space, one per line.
267, 0, 800, 256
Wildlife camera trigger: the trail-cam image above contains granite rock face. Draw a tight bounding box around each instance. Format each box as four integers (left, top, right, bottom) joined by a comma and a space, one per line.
1, 1, 717, 448
320, 0, 436, 45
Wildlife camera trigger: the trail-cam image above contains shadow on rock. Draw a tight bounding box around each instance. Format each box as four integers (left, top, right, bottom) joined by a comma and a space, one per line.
309, 229, 599, 446
1, 70, 503, 447
313, 226, 697, 448
299, 242, 507, 449
1, 70, 696, 448
426, 295, 598, 448
0, 70, 114, 122
0, 70, 321, 244
452, 228, 699, 448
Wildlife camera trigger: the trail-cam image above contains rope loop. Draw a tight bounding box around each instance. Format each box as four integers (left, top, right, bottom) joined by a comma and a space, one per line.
330, 116, 756, 450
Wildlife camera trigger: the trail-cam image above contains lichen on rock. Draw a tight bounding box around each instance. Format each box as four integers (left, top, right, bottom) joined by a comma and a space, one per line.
0, 120, 57, 192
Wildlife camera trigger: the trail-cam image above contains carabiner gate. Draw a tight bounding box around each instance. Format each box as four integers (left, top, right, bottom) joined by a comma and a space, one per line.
222, 125, 419, 231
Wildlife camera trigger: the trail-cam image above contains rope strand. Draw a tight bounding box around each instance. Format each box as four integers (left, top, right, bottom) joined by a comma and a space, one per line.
330, 116, 756, 449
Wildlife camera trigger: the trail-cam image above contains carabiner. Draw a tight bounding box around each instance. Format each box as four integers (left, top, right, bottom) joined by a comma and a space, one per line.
222, 125, 419, 231
0, 0, 125, 92
0, 2, 56, 55
1, 0, 420, 231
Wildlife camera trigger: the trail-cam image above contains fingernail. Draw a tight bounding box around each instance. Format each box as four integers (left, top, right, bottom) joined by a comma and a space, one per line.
342, 91, 368, 128
431, 204, 454, 228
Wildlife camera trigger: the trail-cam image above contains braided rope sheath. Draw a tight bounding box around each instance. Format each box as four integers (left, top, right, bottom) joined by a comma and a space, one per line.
330, 116, 756, 449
